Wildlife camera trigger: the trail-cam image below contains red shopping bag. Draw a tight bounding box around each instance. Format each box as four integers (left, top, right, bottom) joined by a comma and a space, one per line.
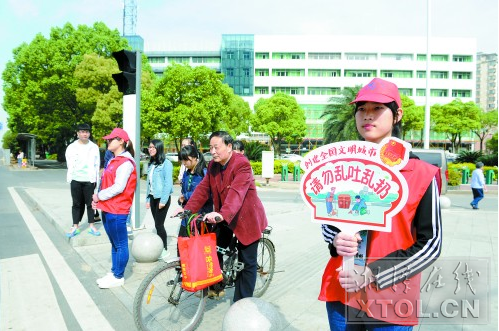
177, 215, 223, 292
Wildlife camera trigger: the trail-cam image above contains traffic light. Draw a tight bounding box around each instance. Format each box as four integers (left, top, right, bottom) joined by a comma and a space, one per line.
112, 50, 137, 95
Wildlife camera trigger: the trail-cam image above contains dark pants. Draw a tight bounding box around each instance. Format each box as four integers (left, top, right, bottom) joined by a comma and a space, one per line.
471, 188, 484, 207
70, 180, 95, 225
149, 195, 171, 249
216, 224, 259, 302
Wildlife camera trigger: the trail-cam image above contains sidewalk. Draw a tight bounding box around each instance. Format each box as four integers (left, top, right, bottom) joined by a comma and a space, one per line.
19, 174, 499, 330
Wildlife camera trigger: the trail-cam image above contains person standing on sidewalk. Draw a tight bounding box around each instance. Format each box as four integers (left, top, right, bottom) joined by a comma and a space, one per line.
17, 150, 24, 168
65, 123, 101, 237
320, 78, 442, 330
177, 137, 196, 184
92, 128, 136, 289
146, 139, 173, 260
470, 161, 487, 209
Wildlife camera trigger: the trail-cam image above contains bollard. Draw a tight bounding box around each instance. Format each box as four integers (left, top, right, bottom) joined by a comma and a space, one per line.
222, 297, 284, 331
281, 164, 288, 181
461, 169, 469, 184
485, 169, 495, 184
293, 164, 300, 181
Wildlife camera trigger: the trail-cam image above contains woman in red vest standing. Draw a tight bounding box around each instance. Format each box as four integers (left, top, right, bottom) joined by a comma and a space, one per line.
320, 79, 442, 330
92, 128, 137, 289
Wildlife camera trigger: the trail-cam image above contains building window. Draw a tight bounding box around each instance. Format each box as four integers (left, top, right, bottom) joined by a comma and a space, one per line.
452, 55, 472, 62
308, 69, 340, 77
431, 71, 448, 79
226, 68, 234, 77
417, 71, 427, 79
452, 90, 471, 98
380, 70, 413, 78
243, 52, 251, 60
255, 87, 269, 94
452, 72, 472, 79
148, 57, 165, 63
272, 69, 305, 77
307, 87, 341, 95
308, 52, 341, 60
417, 54, 427, 61
271, 87, 305, 95
380, 53, 413, 61
416, 89, 426, 97
345, 53, 377, 60
243, 68, 250, 77
431, 54, 449, 62
399, 88, 413, 96
192, 57, 221, 63
272, 52, 305, 60
344, 70, 376, 77
227, 51, 234, 59
255, 52, 269, 59
168, 57, 189, 64
255, 69, 269, 76
431, 89, 448, 97
243, 86, 250, 94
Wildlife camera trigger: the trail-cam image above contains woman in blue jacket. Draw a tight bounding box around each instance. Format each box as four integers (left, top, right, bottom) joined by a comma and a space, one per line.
146, 139, 173, 259
177, 145, 213, 237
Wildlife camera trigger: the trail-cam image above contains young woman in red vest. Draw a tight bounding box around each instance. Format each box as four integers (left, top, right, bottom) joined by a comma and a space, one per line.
321, 78, 442, 330
92, 128, 137, 289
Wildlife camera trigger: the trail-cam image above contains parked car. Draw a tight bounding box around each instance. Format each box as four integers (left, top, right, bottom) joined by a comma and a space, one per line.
165, 152, 178, 162
412, 149, 448, 194
279, 154, 304, 163
203, 152, 213, 162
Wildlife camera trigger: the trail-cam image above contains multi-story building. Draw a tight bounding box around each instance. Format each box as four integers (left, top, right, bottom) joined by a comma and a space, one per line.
145, 34, 477, 148
476, 52, 498, 111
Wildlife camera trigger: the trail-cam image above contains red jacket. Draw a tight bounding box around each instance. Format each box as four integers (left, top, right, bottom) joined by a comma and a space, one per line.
184, 152, 268, 245
97, 155, 137, 215
319, 158, 442, 325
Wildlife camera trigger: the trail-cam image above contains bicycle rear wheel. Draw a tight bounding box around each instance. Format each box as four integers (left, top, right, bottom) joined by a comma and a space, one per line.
133, 261, 206, 331
253, 237, 276, 297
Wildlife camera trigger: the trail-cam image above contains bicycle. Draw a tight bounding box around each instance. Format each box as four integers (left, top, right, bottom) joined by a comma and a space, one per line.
133, 211, 276, 331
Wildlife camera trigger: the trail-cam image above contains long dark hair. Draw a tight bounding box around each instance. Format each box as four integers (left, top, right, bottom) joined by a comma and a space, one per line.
179, 145, 206, 177
148, 139, 165, 165
354, 101, 402, 138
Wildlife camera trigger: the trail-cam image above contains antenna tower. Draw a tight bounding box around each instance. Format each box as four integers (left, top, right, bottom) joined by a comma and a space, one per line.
123, 0, 137, 36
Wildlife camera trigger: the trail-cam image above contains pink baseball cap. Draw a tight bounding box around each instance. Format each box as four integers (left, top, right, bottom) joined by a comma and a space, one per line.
350, 78, 402, 108
102, 128, 130, 142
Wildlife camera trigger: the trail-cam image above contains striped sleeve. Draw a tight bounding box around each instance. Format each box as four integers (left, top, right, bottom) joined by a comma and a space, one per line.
368, 177, 442, 289
322, 224, 339, 244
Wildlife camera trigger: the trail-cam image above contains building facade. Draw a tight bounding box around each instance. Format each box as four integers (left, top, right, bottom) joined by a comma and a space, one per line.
145, 34, 478, 147
476, 52, 498, 111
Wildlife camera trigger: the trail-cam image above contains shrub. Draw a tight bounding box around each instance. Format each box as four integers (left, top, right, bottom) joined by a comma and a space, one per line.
455, 151, 483, 164
478, 153, 498, 167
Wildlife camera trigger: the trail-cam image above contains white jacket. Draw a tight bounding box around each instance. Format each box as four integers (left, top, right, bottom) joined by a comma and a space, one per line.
65, 140, 100, 184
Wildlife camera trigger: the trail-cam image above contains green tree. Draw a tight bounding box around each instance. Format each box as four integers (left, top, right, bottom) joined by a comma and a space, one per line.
400, 95, 424, 141
471, 109, 498, 152
2, 22, 128, 161
431, 99, 481, 152
251, 93, 307, 155
321, 86, 361, 143
141, 64, 244, 147
486, 132, 498, 154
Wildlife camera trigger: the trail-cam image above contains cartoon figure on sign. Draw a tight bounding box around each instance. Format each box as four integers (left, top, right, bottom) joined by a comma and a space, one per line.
325, 187, 336, 216
349, 195, 368, 215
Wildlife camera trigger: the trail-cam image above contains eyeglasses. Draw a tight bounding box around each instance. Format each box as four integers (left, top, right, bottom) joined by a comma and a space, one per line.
107, 137, 121, 143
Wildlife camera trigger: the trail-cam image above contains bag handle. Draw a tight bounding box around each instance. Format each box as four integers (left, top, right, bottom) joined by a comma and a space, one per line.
186, 213, 207, 237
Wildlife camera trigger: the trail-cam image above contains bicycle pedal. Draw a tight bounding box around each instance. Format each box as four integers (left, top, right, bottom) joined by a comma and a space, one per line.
207, 289, 225, 300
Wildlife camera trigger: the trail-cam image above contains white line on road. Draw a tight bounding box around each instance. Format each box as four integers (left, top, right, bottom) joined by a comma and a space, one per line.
7, 187, 113, 331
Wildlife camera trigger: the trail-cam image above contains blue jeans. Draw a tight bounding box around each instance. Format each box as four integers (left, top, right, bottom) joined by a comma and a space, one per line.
326, 301, 413, 331
102, 212, 129, 279
471, 188, 484, 207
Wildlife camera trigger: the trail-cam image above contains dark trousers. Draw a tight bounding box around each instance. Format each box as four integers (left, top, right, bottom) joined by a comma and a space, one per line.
70, 180, 95, 225
216, 224, 259, 302
471, 188, 484, 207
149, 195, 171, 249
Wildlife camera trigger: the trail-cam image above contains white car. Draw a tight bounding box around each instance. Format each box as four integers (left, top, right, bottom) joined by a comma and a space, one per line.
165, 152, 178, 162
279, 154, 304, 163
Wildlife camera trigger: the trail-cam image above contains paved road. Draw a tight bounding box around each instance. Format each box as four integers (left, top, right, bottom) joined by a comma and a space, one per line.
0, 161, 497, 330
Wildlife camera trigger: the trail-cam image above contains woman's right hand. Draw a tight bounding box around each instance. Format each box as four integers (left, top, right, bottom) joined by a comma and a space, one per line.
333, 232, 362, 257
172, 207, 184, 217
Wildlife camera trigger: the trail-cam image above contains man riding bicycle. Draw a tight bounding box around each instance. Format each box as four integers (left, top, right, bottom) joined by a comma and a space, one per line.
174, 131, 268, 302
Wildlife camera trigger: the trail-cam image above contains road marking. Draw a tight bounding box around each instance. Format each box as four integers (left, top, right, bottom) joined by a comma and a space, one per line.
8, 187, 114, 331
1, 255, 67, 331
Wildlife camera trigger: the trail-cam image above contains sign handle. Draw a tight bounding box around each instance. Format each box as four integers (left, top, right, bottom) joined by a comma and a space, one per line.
342, 255, 354, 272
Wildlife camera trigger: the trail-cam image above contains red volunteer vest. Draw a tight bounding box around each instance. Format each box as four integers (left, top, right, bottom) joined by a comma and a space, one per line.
98, 156, 137, 214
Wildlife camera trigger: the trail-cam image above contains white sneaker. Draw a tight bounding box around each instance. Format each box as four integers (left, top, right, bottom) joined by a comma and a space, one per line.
98, 275, 125, 289
96, 272, 113, 285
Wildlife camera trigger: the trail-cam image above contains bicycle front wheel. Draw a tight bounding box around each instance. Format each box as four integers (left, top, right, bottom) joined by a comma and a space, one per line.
253, 238, 276, 297
133, 261, 206, 331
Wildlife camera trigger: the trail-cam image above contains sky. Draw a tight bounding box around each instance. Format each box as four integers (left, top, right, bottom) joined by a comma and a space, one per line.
0, 0, 498, 130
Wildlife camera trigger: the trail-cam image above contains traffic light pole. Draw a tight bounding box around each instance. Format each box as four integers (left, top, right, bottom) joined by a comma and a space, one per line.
133, 51, 141, 230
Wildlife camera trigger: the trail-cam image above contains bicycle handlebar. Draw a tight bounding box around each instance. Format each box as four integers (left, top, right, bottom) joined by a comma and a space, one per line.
172, 210, 222, 223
